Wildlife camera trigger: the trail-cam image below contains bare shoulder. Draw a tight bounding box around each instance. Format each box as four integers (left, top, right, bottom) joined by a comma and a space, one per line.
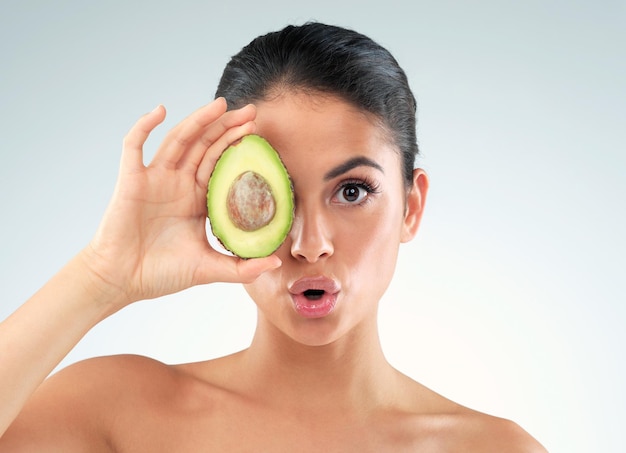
393, 375, 547, 452
39, 353, 181, 407
396, 405, 547, 452
446, 411, 548, 453
0, 354, 177, 452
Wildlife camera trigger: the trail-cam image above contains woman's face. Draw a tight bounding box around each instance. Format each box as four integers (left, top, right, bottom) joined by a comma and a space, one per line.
243, 91, 426, 347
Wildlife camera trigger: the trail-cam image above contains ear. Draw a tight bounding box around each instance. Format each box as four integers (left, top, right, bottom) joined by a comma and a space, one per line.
401, 168, 429, 243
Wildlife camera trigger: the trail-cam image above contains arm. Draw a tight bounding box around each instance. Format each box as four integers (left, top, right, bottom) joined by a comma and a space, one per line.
0, 98, 281, 440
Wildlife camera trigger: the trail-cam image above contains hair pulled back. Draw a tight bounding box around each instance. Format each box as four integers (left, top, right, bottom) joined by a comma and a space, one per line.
215, 22, 419, 187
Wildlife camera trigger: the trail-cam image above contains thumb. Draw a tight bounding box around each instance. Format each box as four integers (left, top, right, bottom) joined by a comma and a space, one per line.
235, 255, 283, 282
197, 253, 282, 284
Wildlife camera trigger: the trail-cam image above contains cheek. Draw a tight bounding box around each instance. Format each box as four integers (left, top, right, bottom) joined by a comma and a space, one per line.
243, 269, 281, 310
338, 227, 399, 317
337, 206, 403, 275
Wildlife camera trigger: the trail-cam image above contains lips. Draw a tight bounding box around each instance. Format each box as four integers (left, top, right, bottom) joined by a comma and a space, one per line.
288, 276, 340, 318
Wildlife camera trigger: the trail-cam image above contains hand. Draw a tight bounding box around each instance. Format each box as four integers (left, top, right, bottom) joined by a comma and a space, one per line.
83, 98, 281, 309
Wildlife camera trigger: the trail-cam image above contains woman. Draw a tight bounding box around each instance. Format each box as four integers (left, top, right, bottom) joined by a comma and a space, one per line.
0, 23, 546, 451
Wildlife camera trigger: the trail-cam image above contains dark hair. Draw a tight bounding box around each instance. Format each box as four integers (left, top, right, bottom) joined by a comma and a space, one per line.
215, 22, 418, 187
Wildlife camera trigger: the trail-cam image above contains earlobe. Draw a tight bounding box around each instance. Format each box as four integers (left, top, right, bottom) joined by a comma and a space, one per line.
401, 168, 429, 243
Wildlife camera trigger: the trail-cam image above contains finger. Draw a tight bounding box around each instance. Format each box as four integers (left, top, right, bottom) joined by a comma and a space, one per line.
149, 98, 228, 168
234, 255, 282, 282
195, 119, 257, 186
121, 105, 166, 171
178, 104, 257, 172
197, 253, 282, 285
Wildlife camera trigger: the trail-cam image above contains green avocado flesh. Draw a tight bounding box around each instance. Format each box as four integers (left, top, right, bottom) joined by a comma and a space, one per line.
207, 134, 294, 258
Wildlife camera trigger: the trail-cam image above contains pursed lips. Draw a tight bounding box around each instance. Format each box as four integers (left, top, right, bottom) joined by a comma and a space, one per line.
288, 276, 341, 318
288, 276, 340, 297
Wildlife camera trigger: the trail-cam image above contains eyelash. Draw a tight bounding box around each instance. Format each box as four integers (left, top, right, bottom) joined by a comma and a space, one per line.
334, 177, 381, 205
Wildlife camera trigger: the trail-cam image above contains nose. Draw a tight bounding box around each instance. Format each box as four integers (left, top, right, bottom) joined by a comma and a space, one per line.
289, 202, 334, 263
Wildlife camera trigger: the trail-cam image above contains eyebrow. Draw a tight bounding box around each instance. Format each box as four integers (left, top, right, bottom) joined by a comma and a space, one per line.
323, 156, 384, 181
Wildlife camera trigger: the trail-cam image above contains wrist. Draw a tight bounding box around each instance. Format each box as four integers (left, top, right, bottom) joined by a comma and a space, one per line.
73, 245, 133, 316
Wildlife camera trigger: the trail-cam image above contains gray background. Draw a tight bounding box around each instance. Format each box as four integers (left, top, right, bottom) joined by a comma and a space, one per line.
1, 1, 624, 451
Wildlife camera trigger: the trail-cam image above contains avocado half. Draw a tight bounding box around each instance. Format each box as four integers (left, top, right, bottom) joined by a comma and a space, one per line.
207, 134, 294, 258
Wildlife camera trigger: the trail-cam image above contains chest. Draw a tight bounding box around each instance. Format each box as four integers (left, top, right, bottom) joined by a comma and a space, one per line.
109, 398, 426, 452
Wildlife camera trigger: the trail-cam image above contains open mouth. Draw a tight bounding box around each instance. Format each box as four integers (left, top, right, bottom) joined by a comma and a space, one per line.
303, 289, 325, 300
288, 276, 340, 318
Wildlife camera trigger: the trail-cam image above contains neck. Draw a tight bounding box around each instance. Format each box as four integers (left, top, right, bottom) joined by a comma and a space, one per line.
236, 313, 398, 414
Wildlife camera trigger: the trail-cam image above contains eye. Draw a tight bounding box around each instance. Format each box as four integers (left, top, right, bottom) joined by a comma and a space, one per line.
337, 184, 367, 203
333, 178, 380, 205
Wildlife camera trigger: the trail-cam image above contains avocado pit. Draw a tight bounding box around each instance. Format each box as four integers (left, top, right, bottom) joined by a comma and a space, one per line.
227, 171, 276, 231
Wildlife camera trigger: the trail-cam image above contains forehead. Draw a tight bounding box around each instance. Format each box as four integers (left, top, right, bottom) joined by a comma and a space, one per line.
254, 92, 399, 175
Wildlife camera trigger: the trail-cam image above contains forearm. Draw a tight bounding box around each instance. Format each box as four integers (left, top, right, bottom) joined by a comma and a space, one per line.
0, 249, 122, 437
0, 100, 277, 439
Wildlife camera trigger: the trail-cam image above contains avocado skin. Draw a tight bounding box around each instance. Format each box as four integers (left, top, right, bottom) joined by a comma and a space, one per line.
207, 135, 294, 258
